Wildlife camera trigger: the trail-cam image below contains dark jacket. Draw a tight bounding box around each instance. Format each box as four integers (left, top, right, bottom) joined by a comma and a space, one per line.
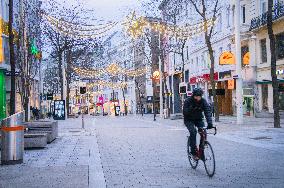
183, 97, 212, 124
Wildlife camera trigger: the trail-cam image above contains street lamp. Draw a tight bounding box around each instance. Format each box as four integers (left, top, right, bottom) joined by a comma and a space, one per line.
151, 70, 160, 121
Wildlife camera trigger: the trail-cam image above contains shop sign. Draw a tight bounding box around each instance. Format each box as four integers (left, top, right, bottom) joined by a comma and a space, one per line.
203, 73, 218, 81
243, 52, 250, 65
179, 82, 187, 94
219, 52, 235, 65
228, 80, 235, 90
277, 69, 284, 75
219, 70, 232, 80
190, 77, 197, 84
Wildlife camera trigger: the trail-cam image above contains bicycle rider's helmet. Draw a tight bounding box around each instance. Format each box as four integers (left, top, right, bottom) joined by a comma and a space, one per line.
192, 88, 203, 97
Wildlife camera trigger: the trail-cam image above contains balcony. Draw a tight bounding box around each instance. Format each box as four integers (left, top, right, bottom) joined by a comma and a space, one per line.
250, 3, 284, 31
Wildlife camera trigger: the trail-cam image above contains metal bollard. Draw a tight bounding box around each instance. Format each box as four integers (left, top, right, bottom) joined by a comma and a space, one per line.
1, 111, 25, 165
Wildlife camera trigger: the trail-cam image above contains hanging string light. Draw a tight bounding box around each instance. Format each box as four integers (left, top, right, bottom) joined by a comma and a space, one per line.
72, 64, 149, 78
42, 12, 119, 39
123, 11, 216, 39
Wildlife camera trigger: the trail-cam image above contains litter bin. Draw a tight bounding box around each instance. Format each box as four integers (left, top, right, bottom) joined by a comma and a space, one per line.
1, 111, 25, 165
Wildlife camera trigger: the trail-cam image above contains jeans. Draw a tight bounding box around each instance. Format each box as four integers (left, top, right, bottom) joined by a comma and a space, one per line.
185, 120, 205, 154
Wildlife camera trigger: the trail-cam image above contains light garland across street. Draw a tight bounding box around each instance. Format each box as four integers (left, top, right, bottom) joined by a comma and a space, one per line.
123, 11, 217, 39
72, 63, 149, 78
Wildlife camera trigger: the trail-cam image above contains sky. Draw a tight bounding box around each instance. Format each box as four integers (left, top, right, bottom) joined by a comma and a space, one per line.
71, 0, 141, 21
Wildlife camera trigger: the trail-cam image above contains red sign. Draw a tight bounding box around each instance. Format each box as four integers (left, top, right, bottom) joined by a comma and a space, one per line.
203, 73, 218, 81
190, 77, 197, 84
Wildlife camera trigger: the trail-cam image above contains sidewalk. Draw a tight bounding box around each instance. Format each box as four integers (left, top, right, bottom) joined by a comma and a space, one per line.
130, 114, 284, 153
0, 117, 106, 188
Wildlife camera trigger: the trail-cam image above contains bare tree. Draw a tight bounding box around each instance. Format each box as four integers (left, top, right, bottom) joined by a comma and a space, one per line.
188, 0, 220, 122
267, 0, 281, 128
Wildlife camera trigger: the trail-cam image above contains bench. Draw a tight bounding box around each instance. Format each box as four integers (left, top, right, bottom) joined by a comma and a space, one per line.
24, 133, 48, 149
23, 120, 58, 143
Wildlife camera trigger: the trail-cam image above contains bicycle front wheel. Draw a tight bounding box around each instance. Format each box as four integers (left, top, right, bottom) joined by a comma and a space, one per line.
187, 137, 198, 169
203, 141, 215, 177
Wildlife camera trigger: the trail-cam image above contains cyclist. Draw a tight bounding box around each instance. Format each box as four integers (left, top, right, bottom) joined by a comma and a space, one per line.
183, 88, 213, 160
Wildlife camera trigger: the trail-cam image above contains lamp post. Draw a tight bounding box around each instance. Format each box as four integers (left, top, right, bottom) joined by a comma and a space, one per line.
234, 0, 244, 124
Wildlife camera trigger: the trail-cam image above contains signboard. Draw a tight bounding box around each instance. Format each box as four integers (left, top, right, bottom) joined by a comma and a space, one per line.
179, 83, 187, 94
243, 52, 250, 65
277, 69, 284, 75
203, 73, 218, 81
228, 80, 235, 90
115, 106, 120, 116
219, 70, 232, 80
219, 52, 235, 65
53, 100, 66, 120
190, 77, 197, 84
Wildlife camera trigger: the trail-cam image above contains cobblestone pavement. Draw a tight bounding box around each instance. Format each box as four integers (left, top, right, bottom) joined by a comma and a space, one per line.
0, 117, 106, 188
94, 115, 284, 188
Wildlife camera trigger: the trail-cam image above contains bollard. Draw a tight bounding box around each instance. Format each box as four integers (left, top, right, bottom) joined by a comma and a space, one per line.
1, 111, 25, 165
82, 113, 85, 129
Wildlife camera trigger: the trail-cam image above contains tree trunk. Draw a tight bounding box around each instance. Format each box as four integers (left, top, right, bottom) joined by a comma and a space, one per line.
122, 88, 127, 115
9, 0, 16, 115
205, 34, 220, 122
24, 96, 29, 122
267, 0, 281, 128
58, 53, 64, 100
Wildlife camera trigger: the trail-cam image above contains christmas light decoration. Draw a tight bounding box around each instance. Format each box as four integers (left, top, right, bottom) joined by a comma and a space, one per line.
123, 11, 216, 39
42, 13, 118, 39
72, 64, 149, 78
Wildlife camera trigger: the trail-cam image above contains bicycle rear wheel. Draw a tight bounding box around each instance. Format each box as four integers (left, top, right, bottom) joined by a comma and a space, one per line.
187, 136, 198, 169
203, 141, 215, 177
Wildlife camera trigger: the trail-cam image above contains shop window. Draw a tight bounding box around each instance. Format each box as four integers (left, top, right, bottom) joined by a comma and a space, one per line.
185, 70, 189, 82
276, 32, 284, 60
260, 39, 267, 63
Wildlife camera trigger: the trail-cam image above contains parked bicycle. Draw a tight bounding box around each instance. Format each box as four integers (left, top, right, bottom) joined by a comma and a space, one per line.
187, 126, 217, 177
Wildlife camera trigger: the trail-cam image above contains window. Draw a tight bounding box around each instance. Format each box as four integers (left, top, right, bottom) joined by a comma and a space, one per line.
185, 70, 189, 82
276, 32, 284, 60
260, 0, 267, 14
226, 7, 230, 27
260, 39, 267, 63
227, 43, 232, 52
241, 5, 246, 24
217, 13, 222, 32
196, 57, 199, 72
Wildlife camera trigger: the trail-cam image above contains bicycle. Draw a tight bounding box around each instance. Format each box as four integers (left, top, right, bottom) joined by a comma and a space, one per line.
187, 126, 217, 177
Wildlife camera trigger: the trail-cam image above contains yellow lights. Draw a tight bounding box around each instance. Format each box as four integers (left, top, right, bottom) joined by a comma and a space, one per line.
42, 13, 118, 39
0, 18, 19, 43
88, 81, 127, 89
123, 11, 216, 39
72, 64, 149, 78
0, 18, 4, 63
152, 71, 160, 81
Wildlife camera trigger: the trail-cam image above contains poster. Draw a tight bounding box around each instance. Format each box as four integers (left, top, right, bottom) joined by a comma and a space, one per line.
53, 100, 66, 120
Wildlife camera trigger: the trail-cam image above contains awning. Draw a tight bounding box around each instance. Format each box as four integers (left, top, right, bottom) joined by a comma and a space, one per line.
256, 79, 284, 84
